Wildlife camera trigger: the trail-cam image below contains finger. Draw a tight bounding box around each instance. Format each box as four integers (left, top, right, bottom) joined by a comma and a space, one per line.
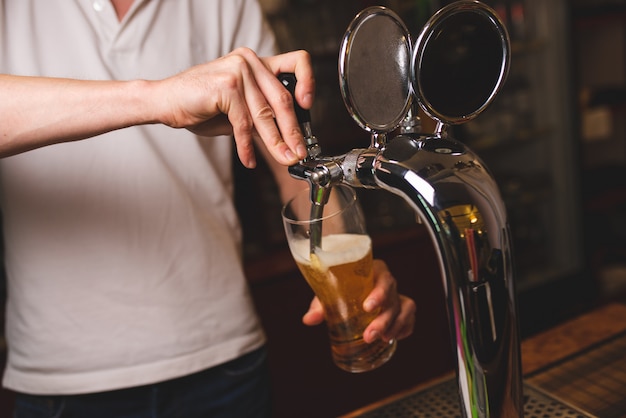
220, 78, 258, 168
264, 52, 314, 159
262, 84, 307, 163
264, 50, 315, 109
362, 260, 402, 343
302, 296, 325, 326
363, 299, 400, 343
363, 295, 416, 343
231, 57, 300, 166
383, 295, 416, 341
235, 49, 310, 161
363, 260, 397, 313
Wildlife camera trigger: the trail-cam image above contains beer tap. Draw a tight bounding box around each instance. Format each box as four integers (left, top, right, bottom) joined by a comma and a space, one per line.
279, 73, 337, 189
282, 2, 524, 417
279, 73, 337, 250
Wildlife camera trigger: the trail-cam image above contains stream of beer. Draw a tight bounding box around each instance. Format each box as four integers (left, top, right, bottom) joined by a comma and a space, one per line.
309, 185, 330, 254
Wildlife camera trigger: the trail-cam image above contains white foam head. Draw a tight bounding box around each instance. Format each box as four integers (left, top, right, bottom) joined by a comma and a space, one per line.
289, 234, 371, 271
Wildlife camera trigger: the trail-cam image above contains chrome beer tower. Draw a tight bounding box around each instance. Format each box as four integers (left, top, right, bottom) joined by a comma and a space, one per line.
284, 2, 523, 417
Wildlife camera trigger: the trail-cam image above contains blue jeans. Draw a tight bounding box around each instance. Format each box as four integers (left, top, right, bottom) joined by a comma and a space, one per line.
13, 346, 271, 418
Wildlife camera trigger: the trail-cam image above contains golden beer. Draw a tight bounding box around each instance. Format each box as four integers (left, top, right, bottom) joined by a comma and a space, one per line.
290, 233, 397, 372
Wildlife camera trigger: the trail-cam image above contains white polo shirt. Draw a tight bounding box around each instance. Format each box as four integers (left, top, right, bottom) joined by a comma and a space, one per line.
0, 0, 275, 394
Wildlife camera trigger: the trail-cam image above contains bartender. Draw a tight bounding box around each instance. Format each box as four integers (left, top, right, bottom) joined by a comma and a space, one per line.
0, 1, 416, 417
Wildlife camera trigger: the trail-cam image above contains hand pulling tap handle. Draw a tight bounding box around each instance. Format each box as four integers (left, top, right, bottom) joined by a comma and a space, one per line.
278, 73, 329, 253
278, 73, 320, 160
278, 73, 338, 200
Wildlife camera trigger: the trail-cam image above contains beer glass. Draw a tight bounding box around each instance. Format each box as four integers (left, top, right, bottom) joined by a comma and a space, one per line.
281, 184, 396, 373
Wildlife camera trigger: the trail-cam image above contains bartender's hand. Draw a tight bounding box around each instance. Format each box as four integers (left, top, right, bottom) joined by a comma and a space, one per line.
302, 259, 416, 343
156, 48, 314, 168
0, 49, 314, 163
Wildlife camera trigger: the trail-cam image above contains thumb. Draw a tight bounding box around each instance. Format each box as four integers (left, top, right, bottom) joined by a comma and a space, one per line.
302, 297, 325, 326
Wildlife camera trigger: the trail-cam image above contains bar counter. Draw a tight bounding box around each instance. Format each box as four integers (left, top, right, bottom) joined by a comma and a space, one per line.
341, 302, 626, 417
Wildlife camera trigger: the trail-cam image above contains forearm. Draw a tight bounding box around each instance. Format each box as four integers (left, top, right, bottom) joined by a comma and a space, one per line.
0, 74, 159, 156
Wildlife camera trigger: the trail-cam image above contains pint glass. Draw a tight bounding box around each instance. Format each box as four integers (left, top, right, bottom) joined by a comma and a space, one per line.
281, 184, 396, 373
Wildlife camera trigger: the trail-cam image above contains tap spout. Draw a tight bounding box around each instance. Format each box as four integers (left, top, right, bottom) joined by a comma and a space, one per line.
342, 133, 523, 417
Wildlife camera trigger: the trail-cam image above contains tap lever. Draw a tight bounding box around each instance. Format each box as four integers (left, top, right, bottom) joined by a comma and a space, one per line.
287, 159, 342, 189
278, 73, 320, 160
309, 185, 332, 253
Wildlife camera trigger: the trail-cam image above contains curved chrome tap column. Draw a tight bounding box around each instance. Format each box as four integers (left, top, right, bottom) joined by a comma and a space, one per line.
339, 131, 523, 416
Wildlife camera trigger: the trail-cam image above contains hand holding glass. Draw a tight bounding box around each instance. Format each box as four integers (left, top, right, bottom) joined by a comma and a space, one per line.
282, 184, 396, 373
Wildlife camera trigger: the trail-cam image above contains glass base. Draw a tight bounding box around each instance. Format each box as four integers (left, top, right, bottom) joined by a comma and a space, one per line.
331, 338, 397, 373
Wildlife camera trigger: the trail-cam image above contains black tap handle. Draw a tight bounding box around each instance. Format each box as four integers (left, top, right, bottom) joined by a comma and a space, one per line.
278, 73, 311, 125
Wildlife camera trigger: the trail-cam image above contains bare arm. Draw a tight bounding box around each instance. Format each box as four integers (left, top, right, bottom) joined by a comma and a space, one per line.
0, 48, 315, 167
0, 75, 157, 156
